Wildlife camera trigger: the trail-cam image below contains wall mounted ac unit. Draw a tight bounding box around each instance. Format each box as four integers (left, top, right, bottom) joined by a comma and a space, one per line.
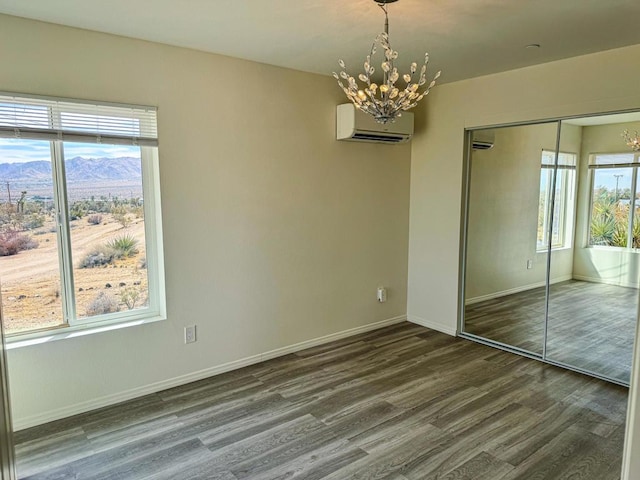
471, 130, 495, 150
336, 103, 414, 144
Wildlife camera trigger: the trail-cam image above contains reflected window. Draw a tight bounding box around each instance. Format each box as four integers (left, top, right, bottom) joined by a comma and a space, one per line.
537, 151, 577, 250
588, 153, 639, 248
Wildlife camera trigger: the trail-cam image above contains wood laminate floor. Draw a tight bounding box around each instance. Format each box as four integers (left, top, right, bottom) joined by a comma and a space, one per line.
13, 322, 628, 480
465, 280, 638, 383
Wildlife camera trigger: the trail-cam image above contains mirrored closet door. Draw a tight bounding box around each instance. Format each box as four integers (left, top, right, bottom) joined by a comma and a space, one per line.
460, 111, 640, 385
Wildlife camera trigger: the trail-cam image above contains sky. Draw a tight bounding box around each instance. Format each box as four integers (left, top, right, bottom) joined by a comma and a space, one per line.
593, 168, 634, 191
0, 139, 141, 163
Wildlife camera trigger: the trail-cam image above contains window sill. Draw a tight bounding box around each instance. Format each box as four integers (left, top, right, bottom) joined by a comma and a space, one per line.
535, 246, 573, 253
5, 313, 166, 350
587, 245, 640, 253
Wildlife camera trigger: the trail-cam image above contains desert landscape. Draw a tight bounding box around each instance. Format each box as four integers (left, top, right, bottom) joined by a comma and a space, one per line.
0, 155, 149, 335
1, 214, 148, 334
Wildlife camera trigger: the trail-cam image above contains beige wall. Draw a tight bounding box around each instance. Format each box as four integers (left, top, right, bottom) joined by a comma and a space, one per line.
465, 123, 580, 301
408, 44, 640, 480
572, 120, 640, 287
0, 14, 412, 426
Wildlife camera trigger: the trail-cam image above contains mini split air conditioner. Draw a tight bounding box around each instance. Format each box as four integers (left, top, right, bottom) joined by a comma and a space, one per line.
471, 130, 495, 150
336, 104, 413, 144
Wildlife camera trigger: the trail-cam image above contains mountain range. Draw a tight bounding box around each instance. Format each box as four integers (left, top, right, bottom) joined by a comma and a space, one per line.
0, 157, 142, 182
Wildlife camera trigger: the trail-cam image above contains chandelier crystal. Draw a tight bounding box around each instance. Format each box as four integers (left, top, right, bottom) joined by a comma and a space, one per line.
333, 0, 440, 124
622, 129, 640, 151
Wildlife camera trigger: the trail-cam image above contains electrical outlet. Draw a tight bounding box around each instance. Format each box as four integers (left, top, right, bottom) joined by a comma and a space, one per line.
527, 259, 533, 270
377, 287, 387, 303
184, 325, 197, 344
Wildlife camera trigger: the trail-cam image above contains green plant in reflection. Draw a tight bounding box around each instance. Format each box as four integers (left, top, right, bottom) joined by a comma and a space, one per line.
589, 188, 635, 247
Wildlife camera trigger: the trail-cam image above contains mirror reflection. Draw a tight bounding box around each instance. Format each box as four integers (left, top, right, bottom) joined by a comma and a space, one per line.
462, 112, 640, 384
464, 122, 561, 355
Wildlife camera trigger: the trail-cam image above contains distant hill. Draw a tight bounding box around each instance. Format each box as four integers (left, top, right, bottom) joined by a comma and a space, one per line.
0, 157, 142, 182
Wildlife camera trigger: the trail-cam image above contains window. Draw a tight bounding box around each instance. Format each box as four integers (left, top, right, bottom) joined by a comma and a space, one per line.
588, 153, 640, 248
0, 93, 164, 337
537, 151, 577, 251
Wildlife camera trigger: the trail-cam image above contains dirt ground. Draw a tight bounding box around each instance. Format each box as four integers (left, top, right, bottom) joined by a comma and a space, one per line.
0, 216, 147, 335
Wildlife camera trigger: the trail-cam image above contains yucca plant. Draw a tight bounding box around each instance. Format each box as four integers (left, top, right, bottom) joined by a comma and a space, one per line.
612, 221, 628, 247
590, 213, 615, 246
592, 197, 615, 220
106, 234, 139, 257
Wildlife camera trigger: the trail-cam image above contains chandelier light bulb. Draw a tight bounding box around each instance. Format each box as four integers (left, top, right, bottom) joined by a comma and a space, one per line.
623, 129, 640, 151
332, 0, 441, 124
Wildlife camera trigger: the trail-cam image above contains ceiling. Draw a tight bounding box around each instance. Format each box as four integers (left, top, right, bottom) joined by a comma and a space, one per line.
0, 0, 639, 84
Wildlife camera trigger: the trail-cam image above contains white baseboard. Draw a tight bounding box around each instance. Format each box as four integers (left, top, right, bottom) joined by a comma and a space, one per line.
572, 275, 639, 290
407, 314, 457, 337
13, 315, 407, 431
465, 274, 573, 305
257, 315, 405, 362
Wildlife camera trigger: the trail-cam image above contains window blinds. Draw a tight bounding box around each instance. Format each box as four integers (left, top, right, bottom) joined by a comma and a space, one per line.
589, 153, 637, 169
541, 150, 576, 169
0, 93, 158, 146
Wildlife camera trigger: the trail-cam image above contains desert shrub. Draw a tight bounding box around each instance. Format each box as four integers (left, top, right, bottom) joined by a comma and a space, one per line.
111, 205, 131, 228
87, 214, 103, 225
0, 230, 38, 256
86, 291, 120, 316
120, 287, 141, 310
79, 245, 122, 268
106, 234, 139, 257
0, 203, 16, 225
130, 206, 144, 219
74, 198, 111, 214
22, 213, 45, 230
69, 205, 85, 220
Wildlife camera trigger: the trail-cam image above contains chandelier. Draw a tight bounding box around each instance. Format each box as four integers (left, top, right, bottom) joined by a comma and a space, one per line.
333, 0, 440, 124
622, 129, 640, 151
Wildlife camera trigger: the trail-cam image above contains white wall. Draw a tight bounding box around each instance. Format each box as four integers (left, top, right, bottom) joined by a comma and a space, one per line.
572, 121, 640, 288
0, 14, 412, 427
408, 43, 640, 480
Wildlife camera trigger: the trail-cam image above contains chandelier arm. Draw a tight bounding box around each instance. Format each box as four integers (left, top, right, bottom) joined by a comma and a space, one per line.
371, 93, 388, 117
362, 40, 378, 85
367, 96, 385, 117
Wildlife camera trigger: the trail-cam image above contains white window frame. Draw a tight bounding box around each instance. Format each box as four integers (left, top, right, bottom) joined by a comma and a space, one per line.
587, 152, 640, 250
0, 92, 165, 345
537, 150, 577, 252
